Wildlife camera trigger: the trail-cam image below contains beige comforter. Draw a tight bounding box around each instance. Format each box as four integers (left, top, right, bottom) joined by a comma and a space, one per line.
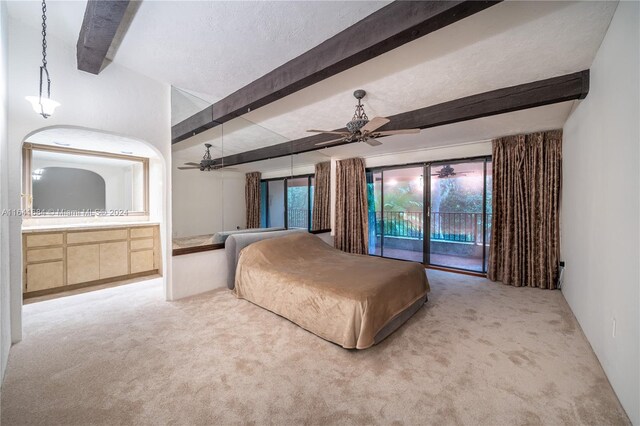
234, 233, 429, 349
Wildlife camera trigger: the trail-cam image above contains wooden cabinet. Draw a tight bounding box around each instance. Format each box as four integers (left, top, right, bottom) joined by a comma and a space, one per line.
23, 224, 161, 297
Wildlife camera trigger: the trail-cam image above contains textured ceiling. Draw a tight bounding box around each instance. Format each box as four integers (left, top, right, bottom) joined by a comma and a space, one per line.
113, 0, 389, 100
172, 0, 616, 163
242, 1, 616, 142
6, 0, 388, 100
8, 0, 617, 168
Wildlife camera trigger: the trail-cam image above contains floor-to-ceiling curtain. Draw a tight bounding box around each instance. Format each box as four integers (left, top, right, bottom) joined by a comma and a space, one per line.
311, 162, 331, 231
488, 129, 562, 289
335, 158, 368, 254
245, 172, 261, 229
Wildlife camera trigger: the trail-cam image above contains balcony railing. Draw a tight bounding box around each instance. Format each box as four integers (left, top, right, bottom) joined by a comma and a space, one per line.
287, 209, 492, 244
371, 211, 492, 244
288, 209, 309, 229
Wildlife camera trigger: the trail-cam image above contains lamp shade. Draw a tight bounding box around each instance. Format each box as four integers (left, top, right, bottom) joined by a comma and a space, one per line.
25, 96, 60, 117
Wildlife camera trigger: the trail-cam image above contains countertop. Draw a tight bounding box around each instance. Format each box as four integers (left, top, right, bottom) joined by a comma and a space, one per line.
22, 222, 161, 233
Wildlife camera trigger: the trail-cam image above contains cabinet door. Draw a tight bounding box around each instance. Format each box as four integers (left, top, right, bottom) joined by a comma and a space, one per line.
99, 241, 128, 279
131, 249, 154, 274
26, 261, 64, 292
67, 244, 100, 285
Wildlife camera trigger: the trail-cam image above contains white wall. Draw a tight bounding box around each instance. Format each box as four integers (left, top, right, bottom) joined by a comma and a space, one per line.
7, 18, 172, 342
561, 2, 639, 424
171, 170, 245, 237
0, 1, 11, 382
172, 250, 228, 299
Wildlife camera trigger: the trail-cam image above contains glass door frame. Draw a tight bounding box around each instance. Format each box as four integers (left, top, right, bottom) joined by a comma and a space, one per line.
366, 155, 491, 274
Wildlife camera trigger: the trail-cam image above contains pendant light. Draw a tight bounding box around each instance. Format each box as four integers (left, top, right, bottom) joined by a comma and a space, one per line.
25, 0, 60, 118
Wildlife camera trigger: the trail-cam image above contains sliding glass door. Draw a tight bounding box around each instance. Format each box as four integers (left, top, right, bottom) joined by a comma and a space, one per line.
429, 160, 489, 272
381, 167, 424, 262
367, 157, 492, 273
368, 166, 425, 262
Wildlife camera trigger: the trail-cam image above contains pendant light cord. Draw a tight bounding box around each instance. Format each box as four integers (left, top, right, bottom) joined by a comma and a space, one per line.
38, 0, 52, 117
41, 0, 47, 70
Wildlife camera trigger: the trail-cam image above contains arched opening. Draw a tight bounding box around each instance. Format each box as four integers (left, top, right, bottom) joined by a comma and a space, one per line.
16, 125, 170, 312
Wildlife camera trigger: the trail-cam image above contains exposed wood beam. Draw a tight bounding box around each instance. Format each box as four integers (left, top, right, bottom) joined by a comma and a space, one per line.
172, 0, 503, 144
213, 70, 589, 167
77, 0, 130, 74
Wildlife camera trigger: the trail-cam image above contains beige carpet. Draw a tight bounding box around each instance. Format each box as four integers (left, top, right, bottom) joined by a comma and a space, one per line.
1, 271, 629, 425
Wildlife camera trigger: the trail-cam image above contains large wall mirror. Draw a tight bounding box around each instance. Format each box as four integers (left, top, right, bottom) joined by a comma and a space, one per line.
23, 143, 149, 217
171, 87, 336, 253
171, 96, 294, 250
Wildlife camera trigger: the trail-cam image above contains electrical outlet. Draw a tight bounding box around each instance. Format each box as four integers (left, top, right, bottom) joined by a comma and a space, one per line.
612, 318, 616, 338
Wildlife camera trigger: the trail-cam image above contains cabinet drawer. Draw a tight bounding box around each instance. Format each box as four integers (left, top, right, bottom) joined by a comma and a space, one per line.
67, 229, 128, 244
26, 247, 63, 263
130, 238, 154, 251
130, 227, 154, 239
25, 233, 63, 248
131, 249, 154, 274
26, 261, 64, 292
67, 244, 100, 284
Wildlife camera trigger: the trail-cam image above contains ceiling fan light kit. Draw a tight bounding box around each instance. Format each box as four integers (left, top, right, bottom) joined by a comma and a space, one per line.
308, 90, 419, 147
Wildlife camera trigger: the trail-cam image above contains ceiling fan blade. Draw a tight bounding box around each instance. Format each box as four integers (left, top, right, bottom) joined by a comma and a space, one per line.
375, 128, 420, 136
364, 138, 382, 147
315, 139, 346, 146
178, 166, 201, 170
307, 130, 350, 136
361, 117, 390, 133
183, 162, 201, 166
214, 167, 239, 171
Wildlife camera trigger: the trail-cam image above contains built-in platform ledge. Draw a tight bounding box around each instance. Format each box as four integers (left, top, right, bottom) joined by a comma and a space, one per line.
172, 229, 333, 256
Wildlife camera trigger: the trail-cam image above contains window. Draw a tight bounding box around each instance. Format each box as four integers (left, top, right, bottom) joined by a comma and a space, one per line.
260, 175, 314, 230
367, 157, 492, 273
23, 144, 149, 217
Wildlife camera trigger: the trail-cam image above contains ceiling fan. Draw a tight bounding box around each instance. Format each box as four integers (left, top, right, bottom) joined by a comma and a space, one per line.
307, 90, 420, 147
177, 143, 237, 171
431, 165, 471, 178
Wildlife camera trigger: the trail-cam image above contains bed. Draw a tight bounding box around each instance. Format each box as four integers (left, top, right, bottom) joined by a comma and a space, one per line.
228, 232, 429, 349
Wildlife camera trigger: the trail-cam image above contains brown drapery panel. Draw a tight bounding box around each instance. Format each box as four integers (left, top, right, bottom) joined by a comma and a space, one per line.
311, 162, 331, 231
488, 129, 562, 289
335, 158, 368, 254
245, 172, 261, 229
